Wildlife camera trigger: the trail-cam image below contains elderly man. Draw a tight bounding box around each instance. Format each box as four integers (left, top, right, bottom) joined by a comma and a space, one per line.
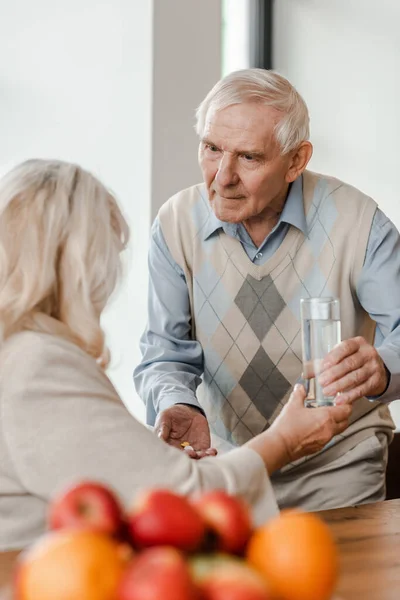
134, 68, 399, 510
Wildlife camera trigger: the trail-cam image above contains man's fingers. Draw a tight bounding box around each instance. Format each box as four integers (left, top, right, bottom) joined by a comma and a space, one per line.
322, 365, 371, 396
156, 421, 171, 441
205, 448, 218, 456
183, 446, 199, 459
182, 446, 218, 459
319, 353, 365, 388
322, 338, 362, 369
195, 448, 218, 459
334, 385, 370, 404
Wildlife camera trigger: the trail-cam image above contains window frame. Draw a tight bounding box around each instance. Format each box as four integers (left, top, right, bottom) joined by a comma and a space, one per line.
249, 0, 274, 69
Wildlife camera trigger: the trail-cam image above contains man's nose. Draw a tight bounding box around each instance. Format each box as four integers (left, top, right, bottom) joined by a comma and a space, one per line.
215, 154, 239, 187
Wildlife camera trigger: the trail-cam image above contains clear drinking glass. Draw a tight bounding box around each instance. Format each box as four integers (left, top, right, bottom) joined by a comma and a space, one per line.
300, 297, 341, 408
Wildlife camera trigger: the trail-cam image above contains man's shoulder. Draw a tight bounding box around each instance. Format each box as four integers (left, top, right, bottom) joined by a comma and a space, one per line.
159, 183, 208, 215
158, 183, 211, 234
304, 170, 377, 205
303, 171, 377, 213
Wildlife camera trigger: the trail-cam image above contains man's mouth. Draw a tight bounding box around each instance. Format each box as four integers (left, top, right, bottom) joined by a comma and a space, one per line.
213, 191, 245, 200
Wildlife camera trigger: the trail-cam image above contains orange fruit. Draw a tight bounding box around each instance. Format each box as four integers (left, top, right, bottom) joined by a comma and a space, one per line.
16, 530, 126, 600
246, 510, 338, 600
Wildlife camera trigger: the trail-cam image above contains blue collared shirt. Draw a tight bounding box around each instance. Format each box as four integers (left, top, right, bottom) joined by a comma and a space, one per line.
134, 177, 400, 425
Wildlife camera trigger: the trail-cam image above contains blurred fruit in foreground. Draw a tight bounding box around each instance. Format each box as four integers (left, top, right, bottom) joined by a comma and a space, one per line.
48, 481, 124, 537
128, 489, 205, 551
14, 481, 341, 600
16, 530, 126, 600
247, 509, 338, 600
194, 490, 252, 554
191, 554, 273, 600
117, 546, 199, 600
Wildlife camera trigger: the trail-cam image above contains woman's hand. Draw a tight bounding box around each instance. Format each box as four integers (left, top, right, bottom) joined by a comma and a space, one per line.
271, 383, 352, 461
246, 384, 352, 474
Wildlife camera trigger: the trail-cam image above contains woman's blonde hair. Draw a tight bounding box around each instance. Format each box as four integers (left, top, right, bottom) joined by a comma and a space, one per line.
196, 68, 310, 155
0, 159, 129, 367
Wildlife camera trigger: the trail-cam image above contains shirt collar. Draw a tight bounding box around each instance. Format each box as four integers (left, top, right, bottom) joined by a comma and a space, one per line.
278, 175, 307, 235
202, 174, 307, 241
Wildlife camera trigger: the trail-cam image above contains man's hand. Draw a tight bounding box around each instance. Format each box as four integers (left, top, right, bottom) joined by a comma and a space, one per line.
155, 405, 217, 459
318, 336, 389, 404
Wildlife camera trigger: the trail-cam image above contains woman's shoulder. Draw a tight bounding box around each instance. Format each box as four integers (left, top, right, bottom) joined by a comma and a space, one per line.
1, 329, 87, 367
0, 330, 114, 395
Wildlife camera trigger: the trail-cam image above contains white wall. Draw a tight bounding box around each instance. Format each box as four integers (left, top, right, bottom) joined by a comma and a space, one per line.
0, 0, 223, 421
0, 0, 153, 420
274, 0, 400, 228
151, 0, 222, 218
273, 0, 400, 424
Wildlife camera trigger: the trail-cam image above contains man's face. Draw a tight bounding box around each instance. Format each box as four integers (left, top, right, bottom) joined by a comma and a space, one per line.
199, 102, 296, 223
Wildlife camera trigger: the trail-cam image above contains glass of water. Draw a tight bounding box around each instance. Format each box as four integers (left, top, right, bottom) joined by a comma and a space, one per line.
300, 297, 341, 408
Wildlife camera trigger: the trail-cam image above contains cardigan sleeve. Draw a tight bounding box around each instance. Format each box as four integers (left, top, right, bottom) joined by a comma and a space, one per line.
1, 332, 278, 530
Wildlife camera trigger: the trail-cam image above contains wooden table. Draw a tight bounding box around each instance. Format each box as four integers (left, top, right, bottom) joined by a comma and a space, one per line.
0, 551, 18, 596
1, 500, 400, 598
320, 499, 400, 600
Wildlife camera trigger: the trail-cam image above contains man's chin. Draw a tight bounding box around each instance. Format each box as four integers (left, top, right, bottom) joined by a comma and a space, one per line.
211, 201, 245, 224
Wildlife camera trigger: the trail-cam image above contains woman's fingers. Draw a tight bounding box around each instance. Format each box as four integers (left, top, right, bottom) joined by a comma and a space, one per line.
329, 403, 352, 423
334, 419, 350, 435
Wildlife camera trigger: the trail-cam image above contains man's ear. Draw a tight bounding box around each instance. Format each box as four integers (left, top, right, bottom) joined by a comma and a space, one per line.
285, 142, 313, 183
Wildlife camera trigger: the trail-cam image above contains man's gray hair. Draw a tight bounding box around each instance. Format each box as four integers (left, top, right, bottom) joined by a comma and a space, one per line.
195, 68, 310, 155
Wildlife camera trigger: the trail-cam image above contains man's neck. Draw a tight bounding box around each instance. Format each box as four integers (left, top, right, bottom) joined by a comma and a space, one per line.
242, 212, 281, 247
242, 188, 289, 248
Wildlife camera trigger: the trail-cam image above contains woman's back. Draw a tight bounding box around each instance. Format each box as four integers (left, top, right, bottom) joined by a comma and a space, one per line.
0, 320, 122, 549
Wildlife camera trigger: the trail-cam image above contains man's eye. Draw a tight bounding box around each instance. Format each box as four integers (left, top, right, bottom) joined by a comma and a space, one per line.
243, 154, 254, 161
206, 144, 219, 152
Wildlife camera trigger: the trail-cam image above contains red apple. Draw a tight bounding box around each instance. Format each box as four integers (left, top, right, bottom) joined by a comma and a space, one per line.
117, 546, 200, 600
48, 480, 124, 536
190, 554, 272, 600
128, 489, 205, 552
193, 491, 252, 554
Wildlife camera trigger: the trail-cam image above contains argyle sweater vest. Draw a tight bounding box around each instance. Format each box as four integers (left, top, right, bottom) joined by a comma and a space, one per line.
159, 171, 394, 469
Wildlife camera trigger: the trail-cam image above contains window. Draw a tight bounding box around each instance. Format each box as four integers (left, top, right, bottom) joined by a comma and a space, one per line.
222, 0, 273, 75
221, 0, 252, 75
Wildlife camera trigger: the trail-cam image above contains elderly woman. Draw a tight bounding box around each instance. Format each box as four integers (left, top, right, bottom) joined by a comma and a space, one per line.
0, 159, 351, 550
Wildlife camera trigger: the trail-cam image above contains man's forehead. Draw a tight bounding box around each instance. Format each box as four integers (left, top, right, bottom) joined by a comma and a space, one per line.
203, 103, 280, 148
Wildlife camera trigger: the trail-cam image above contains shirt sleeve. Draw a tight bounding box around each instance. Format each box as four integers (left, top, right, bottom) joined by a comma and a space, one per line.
2, 336, 278, 529
133, 218, 204, 425
357, 208, 400, 403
